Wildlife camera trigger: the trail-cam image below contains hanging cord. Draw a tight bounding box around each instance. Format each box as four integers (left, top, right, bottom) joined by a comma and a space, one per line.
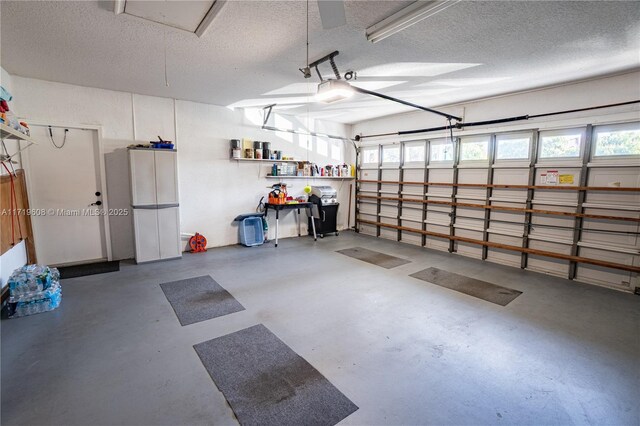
256, 196, 265, 213
49, 126, 69, 149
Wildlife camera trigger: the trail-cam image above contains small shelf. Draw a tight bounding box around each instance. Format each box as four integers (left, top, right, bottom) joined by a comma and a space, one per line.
233, 158, 298, 163
266, 175, 354, 180
0, 123, 37, 144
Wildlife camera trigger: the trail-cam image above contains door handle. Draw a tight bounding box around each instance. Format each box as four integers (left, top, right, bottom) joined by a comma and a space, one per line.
90, 200, 102, 206
322, 211, 326, 222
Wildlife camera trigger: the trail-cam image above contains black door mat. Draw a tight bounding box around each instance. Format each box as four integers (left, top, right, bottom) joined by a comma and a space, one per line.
194, 324, 358, 426
58, 260, 120, 279
160, 275, 245, 326
410, 267, 522, 306
336, 246, 410, 269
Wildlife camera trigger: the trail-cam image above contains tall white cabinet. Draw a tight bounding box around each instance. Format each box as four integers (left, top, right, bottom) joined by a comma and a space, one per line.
129, 148, 181, 263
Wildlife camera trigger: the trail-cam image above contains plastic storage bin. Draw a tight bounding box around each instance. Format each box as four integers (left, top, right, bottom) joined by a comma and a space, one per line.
240, 217, 264, 247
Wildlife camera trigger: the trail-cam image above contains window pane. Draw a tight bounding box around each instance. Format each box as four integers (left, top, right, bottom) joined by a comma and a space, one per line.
404, 143, 425, 163
362, 147, 378, 164
540, 134, 581, 158
460, 140, 488, 161
382, 145, 400, 163
496, 138, 530, 160
430, 142, 453, 162
594, 129, 640, 156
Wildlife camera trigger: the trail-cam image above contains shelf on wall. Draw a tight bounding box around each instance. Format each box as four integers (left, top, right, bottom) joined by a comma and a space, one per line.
0, 123, 37, 144
232, 158, 298, 163
266, 175, 355, 180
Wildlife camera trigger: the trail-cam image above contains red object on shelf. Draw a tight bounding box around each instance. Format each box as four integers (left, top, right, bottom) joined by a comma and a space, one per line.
189, 233, 207, 253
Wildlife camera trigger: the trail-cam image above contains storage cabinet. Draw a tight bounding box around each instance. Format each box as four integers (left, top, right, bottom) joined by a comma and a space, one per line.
129, 148, 181, 263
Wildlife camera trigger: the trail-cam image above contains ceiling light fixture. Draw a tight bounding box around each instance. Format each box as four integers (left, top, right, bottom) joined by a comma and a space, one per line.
304, 51, 461, 120
316, 79, 354, 103
366, 0, 462, 43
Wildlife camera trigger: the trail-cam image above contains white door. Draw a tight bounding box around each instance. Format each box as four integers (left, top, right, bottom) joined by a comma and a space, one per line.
24, 126, 108, 266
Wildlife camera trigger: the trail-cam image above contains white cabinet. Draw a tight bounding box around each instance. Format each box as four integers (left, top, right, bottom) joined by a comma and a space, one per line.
155, 150, 179, 205
133, 209, 161, 263
158, 207, 181, 259
130, 150, 157, 206
129, 148, 181, 263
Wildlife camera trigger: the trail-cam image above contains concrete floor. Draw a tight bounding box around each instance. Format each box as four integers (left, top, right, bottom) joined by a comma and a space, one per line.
2, 231, 638, 425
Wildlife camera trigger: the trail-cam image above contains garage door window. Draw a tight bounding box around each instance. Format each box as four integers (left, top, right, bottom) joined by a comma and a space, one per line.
361, 147, 378, 166
404, 141, 426, 164
460, 136, 489, 162
539, 129, 584, 159
496, 134, 531, 160
430, 139, 454, 162
382, 145, 401, 165
593, 123, 640, 157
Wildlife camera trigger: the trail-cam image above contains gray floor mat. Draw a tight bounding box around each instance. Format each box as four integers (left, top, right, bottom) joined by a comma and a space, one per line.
160, 275, 245, 326
193, 324, 358, 426
336, 246, 410, 269
410, 267, 522, 306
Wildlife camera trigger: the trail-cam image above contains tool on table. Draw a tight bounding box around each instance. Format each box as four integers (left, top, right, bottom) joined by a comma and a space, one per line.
268, 183, 287, 205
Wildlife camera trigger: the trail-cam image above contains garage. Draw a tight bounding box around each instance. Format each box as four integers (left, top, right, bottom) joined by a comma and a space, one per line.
1, 1, 638, 425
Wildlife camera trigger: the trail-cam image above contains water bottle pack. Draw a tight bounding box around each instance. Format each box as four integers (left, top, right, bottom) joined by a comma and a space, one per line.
7, 265, 62, 318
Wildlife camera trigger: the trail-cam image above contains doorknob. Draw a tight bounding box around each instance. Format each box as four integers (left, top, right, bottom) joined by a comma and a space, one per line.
90, 200, 102, 206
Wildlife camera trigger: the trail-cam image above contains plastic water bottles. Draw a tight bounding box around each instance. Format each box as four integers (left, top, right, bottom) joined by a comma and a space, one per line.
7, 264, 62, 318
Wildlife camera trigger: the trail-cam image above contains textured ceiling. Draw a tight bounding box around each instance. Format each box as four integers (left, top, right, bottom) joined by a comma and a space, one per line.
1, 0, 639, 124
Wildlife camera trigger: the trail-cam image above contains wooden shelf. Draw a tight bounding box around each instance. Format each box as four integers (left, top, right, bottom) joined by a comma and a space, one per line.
266, 175, 354, 180
0, 123, 37, 144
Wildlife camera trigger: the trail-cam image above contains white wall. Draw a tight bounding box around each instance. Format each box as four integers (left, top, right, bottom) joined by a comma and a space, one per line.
353, 71, 640, 142
9, 74, 354, 260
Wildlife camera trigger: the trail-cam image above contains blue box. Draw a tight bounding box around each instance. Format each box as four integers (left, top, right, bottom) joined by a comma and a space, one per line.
240, 217, 264, 247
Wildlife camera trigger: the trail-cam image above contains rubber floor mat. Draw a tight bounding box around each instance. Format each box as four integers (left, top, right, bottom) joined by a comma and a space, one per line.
160, 275, 245, 326
336, 247, 410, 269
410, 267, 522, 306
194, 324, 358, 426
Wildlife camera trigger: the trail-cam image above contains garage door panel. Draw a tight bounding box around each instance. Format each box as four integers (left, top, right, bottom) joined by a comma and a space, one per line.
575, 247, 636, 290
403, 169, 424, 182
527, 240, 571, 277
487, 234, 522, 267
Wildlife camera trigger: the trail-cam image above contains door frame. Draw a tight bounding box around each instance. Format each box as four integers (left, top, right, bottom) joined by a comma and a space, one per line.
21, 121, 113, 262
